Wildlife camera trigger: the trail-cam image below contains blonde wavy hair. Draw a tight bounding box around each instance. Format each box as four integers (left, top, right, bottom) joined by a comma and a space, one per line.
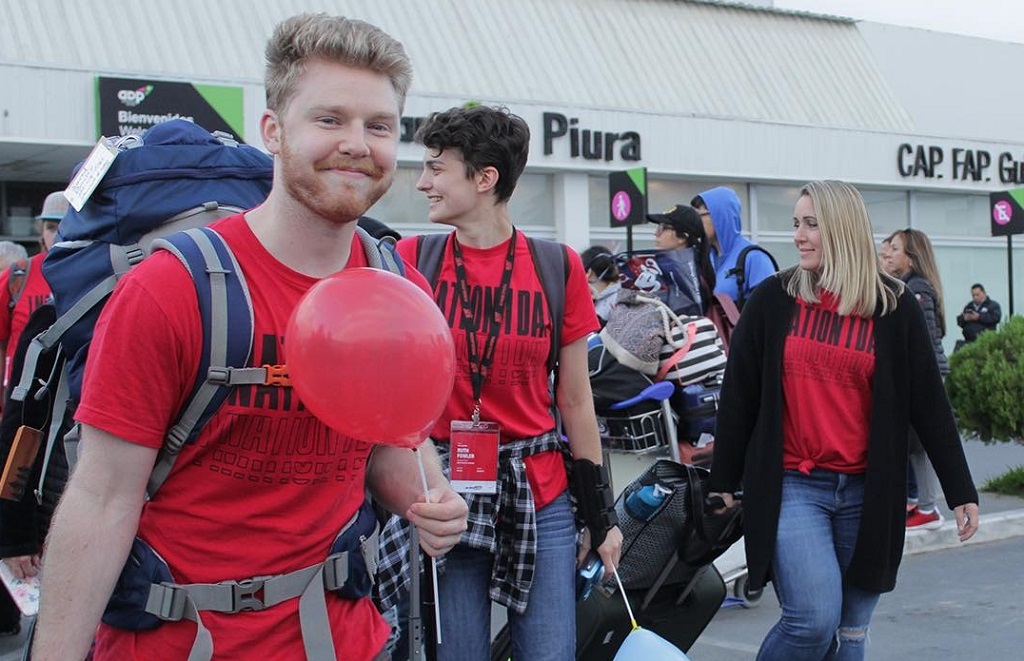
264, 13, 412, 113
784, 180, 902, 317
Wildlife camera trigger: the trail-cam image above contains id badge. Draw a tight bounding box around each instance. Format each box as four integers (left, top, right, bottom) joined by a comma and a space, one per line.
449, 420, 500, 495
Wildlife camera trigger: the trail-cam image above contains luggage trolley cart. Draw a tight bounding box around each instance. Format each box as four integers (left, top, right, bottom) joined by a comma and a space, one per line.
598, 381, 682, 460
597, 378, 762, 610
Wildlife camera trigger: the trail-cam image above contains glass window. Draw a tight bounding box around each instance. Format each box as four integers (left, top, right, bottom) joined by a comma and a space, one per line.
368, 168, 554, 234
508, 173, 555, 228
754, 184, 907, 236
933, 242, 1017, 354
588, 175, 749, 252
0, 180, 65, 254
861, 188, 908, 235
589, 176, 749, 229
913, 192, 991, 238
757, 237, 798, 273
752, 184, 803, 232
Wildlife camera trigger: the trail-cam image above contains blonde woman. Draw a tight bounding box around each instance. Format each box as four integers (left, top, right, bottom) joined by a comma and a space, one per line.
709, 181, 979, 660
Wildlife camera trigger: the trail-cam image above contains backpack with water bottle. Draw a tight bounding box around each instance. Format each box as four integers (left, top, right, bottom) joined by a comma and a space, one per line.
615, 460, 742, 591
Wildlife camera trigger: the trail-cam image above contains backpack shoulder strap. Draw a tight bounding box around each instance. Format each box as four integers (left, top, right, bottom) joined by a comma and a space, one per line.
414, 233, 451, 288
145, 225, 408, 496
727, 244, 779, 305
7, 258, 29, 312
355, 225, 406, 276
147, 227, 256, 497
525, 236, 569, 374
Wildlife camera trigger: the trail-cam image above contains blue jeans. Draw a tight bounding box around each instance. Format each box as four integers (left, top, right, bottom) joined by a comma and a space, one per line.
437, 493, 576, 661
758, 470, 881, 661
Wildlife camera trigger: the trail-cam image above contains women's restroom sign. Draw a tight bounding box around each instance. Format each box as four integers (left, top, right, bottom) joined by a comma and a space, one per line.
608, 167, 647, 228
989, 190, 1024, 236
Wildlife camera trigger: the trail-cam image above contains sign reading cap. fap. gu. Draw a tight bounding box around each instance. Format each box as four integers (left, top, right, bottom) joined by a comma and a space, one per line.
97, 76, 246, 142
989, 189, 1024, 237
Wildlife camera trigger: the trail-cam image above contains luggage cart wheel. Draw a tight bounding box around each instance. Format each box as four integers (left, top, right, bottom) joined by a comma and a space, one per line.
733, 574, 763, 608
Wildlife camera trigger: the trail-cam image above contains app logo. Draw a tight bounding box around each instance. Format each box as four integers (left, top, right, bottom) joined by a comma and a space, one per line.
117, 85, 154, 108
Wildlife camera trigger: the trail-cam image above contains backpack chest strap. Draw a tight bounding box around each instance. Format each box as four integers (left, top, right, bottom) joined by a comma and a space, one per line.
144, 550, 352, 617
144, 560, 335, 661
206, 364, 290, 387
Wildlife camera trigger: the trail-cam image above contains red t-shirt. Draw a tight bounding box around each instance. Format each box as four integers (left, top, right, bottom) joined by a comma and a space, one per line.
782, 291, 875, 475
77, 214, 429, 660
0, 254, 52, 388
396, 232, 598, 507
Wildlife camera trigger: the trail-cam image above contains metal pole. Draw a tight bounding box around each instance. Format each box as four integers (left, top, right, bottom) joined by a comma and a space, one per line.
1009, 235, 1015, 317
407, 526, 423, 661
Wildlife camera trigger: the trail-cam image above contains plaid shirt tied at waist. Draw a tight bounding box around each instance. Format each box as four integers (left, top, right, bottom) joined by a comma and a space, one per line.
375, 430, 568, 615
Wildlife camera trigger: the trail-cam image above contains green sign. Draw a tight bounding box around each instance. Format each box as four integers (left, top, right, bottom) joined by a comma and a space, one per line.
989, 189, 1024, 237
608, 167, 647, 228
97, 76, 246, 142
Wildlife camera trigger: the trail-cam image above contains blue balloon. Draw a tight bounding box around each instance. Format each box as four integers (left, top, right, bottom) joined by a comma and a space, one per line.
613, 628, 690, 661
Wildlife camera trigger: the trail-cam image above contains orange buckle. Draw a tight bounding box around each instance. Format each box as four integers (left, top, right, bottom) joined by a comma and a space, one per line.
262, 364, 291, 387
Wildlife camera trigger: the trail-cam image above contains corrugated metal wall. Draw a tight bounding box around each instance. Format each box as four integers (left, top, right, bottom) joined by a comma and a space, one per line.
0, 0, 912, 133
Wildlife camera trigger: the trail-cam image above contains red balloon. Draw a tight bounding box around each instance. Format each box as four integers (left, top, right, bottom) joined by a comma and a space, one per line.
286, 268, 455, 448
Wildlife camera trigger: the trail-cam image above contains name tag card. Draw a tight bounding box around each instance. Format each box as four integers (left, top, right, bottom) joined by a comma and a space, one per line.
64, 138, 118, 211
450, 420, 500, 495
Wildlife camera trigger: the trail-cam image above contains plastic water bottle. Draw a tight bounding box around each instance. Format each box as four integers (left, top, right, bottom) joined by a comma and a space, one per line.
625, 483, 671, 521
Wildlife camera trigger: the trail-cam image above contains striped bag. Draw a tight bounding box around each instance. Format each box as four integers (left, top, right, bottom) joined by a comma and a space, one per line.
655, 314, 727, 386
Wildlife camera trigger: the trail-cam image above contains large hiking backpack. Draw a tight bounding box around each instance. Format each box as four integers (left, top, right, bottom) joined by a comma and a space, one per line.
38, 119, 274, 402
16, 119, 404, 498
11, 119, 274, 497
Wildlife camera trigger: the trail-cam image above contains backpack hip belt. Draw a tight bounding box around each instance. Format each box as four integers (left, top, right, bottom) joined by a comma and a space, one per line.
112, 501, 379, 661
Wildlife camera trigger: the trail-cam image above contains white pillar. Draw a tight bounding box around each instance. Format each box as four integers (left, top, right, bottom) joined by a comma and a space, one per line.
553, 171, 591, 251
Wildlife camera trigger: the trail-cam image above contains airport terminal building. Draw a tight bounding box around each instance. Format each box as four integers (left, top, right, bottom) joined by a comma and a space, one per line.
1, 0, 1020, 350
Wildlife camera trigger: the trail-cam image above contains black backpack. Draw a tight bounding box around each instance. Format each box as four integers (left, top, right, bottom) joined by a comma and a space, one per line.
414, 232, 568, 373
727, 244, 779, 309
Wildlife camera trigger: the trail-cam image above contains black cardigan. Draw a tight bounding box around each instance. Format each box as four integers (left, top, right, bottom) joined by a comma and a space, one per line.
709, 273, 978, 594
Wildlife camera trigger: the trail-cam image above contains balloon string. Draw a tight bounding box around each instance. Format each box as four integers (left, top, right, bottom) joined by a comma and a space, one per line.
414, 447, 443, 645
613, 568, 639, 631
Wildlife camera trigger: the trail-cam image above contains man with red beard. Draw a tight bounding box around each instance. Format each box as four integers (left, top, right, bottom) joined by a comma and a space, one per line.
34, 14, 467, 661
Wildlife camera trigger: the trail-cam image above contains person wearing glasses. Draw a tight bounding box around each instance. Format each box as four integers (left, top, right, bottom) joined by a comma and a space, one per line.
647, 204, 716, 316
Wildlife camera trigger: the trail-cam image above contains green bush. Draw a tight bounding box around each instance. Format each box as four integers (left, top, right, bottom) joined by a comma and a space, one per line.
981, 465, 1024, 496
947, 316, 1024, 443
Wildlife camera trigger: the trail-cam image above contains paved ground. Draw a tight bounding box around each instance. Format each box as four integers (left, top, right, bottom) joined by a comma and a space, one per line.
696, 439, 1024, 660
692, 536, 1024, 660
1, 439, 1020, 659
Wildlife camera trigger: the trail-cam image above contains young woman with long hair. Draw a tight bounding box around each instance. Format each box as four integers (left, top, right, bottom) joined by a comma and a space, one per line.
709, 181, 979, 660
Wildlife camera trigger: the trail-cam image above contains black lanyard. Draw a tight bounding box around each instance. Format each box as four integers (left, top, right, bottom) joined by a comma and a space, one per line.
451, 229, 517, 420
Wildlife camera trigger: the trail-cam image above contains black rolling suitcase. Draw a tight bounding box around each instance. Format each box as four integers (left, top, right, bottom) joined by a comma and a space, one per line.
488, 562, 725, 661
575, 460, 737, 660
489, 461, 739, 661
575, 563, 726, 660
